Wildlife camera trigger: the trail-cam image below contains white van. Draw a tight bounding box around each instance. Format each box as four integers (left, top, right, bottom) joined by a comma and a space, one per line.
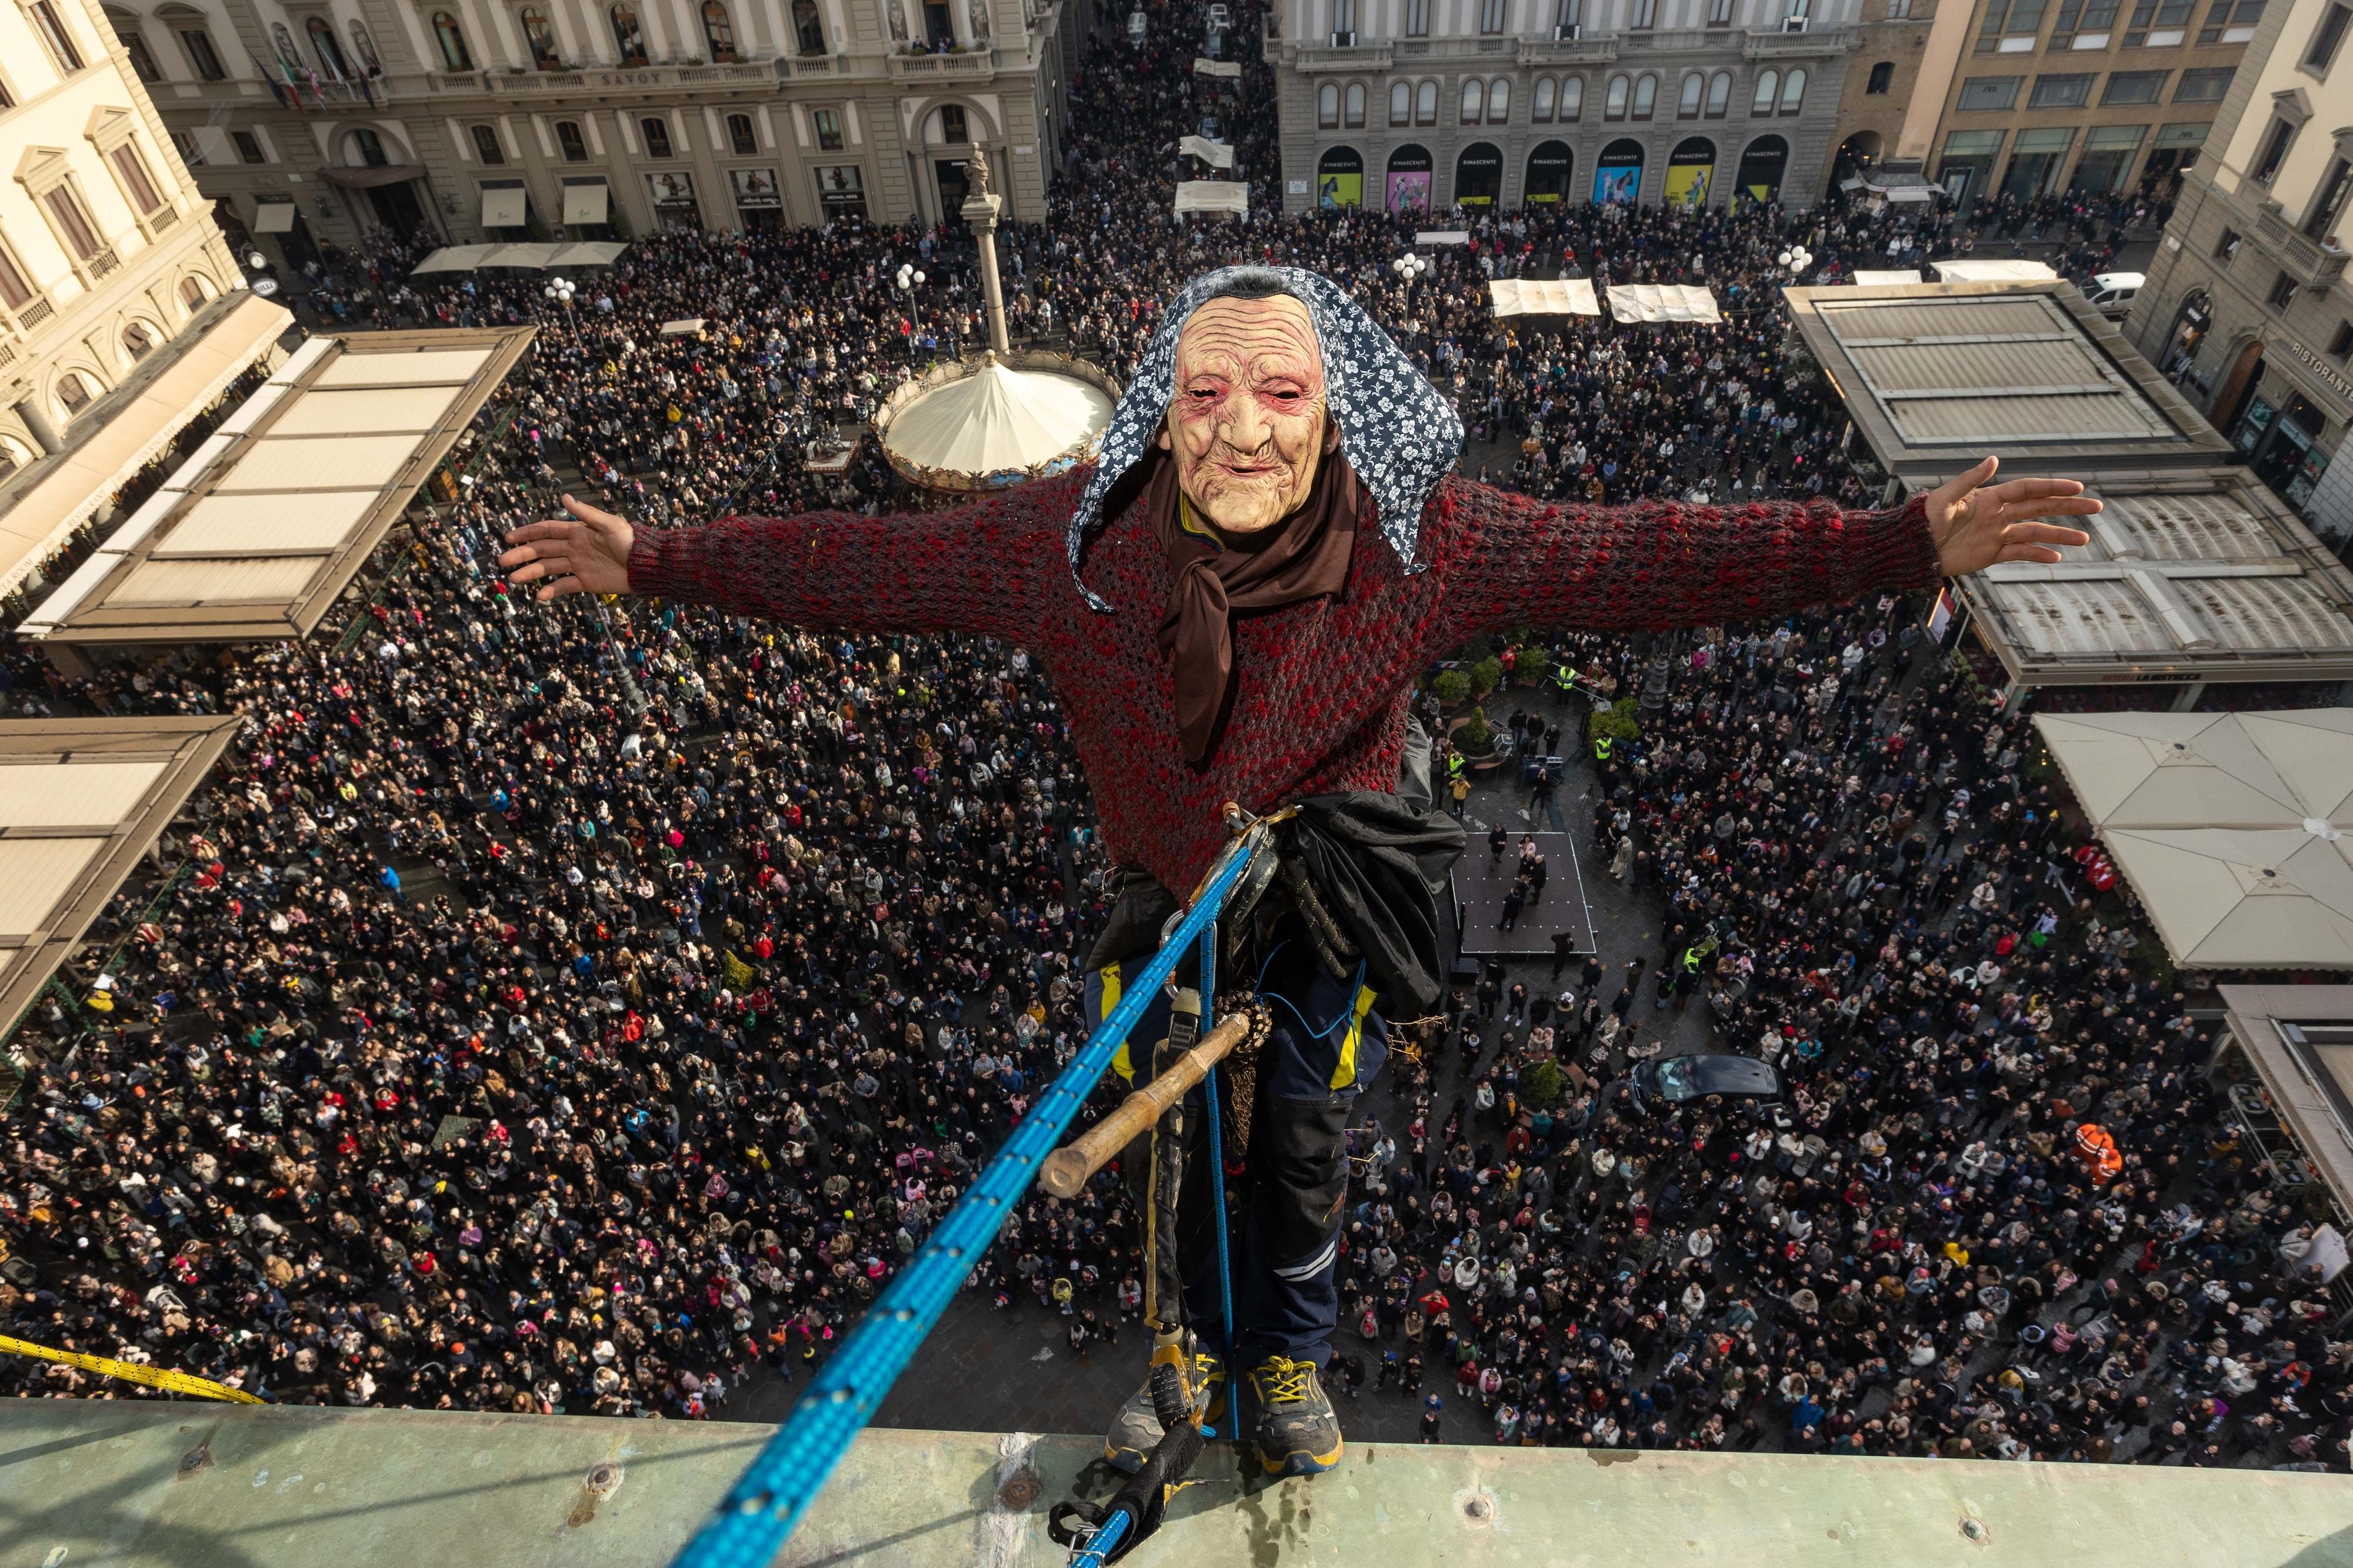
2085, 271, 2145, 315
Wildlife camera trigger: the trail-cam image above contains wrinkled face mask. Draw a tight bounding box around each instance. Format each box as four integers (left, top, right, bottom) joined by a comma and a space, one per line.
1156, 294, 1339, 536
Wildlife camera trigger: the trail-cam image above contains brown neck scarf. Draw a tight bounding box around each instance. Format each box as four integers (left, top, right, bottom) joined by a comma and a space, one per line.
1145, 442, 1360, 765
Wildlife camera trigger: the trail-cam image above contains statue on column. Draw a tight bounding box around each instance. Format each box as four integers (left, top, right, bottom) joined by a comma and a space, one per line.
966, 145, 992, 201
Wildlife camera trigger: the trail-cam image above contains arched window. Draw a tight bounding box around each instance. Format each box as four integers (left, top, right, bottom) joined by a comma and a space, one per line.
471, 124, 505, 164
610, 4, 646, 64
431, 11, 472, 69
1779, 66, 1806, 114
1344, 81, 1365, 126
271, 22, 301, 72
1415, 78, 1438, 124
1706, 69, 1730, 116
1605, 72, 1628, 119
519, 8, 558, 68
1319, 82, 1339, 129
556, 120, 588, 161
1679, 70, 1703, 116
1533, 75, 1556, 122
1631, 71, 1657, 119
640, 116, 673, 157
1389, 80, 1411, 125
1866, 60, 1893, 94
123, 322, 154, 361
305, 17, 347, 75
1487, 76, 1509, 121
179, 275, 209, 309
109, 10, 161, 82
792, 0, 824, 53
347, 127, 389, 166
57, 372, 92, 415
349, 21, 380, 72
1751, 68, 1777, 114
1559, 74, 1582, 120
701, 0, 736, 59
727, 112, 755, 152
1460, 78, 1483, 123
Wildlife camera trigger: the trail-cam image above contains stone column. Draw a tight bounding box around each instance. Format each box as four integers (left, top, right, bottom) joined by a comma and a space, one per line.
962, 180, 1010, 355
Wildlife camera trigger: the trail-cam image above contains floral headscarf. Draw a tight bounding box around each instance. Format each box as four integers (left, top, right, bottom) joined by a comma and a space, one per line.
1067, 265, 1464, 610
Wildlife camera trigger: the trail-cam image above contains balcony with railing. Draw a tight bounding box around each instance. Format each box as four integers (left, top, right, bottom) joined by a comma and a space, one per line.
885, 48, 995, 79
2254, 199, 2351, 290
1742, 21, 1859, 53
1290, 37, 1394, 69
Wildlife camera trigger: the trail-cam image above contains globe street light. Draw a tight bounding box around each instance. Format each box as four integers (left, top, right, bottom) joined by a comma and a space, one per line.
1391, 252, 1429, 282
543, 275, 576, 327
1776, 245, 1814, 279
896, 263, 928, 360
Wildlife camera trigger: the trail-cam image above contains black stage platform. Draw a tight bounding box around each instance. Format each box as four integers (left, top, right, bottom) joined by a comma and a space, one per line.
1452, 830, 1596, 958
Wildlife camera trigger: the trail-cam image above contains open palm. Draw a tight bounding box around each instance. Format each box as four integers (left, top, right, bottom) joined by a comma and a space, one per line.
499, 494, 636, 602
1926, 456, 2101, 578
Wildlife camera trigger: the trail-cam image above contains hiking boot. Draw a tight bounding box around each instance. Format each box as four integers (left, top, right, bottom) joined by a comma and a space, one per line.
1104, 1336, 1225, 1473
1245, 1355, 1344, 1476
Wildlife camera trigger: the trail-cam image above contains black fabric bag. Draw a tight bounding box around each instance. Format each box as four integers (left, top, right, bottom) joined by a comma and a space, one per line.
1282, 792, 1464, 1013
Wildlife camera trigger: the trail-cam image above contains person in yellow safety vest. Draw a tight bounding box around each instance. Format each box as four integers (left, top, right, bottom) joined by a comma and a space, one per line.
1593, 733, 1614, 764
2074, 1122, 2122, 1183
1445, 748, 1467, 782
1554, 662, 1576, 696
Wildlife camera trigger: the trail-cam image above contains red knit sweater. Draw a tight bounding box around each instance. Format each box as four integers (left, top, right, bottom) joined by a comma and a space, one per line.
627, 473, 1941, 894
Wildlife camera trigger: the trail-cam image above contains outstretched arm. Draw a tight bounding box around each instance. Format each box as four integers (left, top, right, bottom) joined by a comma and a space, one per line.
1437, 456, 2095, 639
499, 481, 1074, 642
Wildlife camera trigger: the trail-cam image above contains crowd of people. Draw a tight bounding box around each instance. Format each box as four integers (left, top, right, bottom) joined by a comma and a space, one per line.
0, 0, 2342, 1476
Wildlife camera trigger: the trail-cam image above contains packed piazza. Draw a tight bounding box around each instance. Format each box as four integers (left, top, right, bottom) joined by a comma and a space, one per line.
2, 0, 2352, 1493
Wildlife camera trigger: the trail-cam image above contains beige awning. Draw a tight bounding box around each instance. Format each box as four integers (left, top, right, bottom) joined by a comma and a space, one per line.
0, 716, 245, 1035
253, 202, 296, 233
1850, 269, 1924, 286
878, 353, 1115, 486
562, 181, 609, 225
2101, 827, 2353, 970
2035, 710, 2353, 830
409, 244, 498, 274
481, 184, 528, 228
22, 326, 535, 645
1606, 283, 1721, 324
0, 291, 291, 600
1489, 278, 1600, 317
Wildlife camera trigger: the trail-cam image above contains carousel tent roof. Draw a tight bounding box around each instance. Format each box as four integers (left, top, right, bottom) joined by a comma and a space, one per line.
878, 353, 1115, 483
2035, 709, 2353, 830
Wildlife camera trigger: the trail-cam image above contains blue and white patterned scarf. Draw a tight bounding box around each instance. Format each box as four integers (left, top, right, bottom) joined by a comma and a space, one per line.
1066, 265, 1464, 611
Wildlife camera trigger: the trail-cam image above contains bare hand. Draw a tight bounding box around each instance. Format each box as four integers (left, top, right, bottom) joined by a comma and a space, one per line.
1926, 456, 2100, 578
499, 494, 636, 602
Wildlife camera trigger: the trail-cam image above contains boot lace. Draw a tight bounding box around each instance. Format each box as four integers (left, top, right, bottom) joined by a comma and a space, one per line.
1255, 1355, 1315, 1406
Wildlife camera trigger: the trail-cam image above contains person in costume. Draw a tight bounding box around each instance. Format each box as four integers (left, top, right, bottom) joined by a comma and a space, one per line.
499, 264, 2094, 1476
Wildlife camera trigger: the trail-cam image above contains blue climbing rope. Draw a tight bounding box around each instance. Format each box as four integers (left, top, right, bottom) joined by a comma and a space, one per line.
668, 826, 1269, 1568
1199, 919, 1234, 1396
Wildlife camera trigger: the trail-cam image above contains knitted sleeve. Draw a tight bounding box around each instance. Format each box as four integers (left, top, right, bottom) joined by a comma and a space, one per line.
1432, 478, 1944, 641
622, 474, 1079, 642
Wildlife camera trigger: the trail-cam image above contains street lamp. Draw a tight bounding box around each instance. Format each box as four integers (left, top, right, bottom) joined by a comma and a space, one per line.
543, 275, 576, 327
1391, 252, 1430, 282
1776, 245, 1815, 279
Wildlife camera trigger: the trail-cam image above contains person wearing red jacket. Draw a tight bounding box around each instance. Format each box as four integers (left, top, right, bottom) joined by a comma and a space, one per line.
502, 263, 2094, 1477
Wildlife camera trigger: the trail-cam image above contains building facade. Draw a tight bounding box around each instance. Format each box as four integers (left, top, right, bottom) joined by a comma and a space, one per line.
1, 0, 255, 568
106, 0, 1071, 260
1272, 0, 1867, 216
1888, 0, 2255, 207
1824, 0, 1938, 185
2129, 0, 2353, 551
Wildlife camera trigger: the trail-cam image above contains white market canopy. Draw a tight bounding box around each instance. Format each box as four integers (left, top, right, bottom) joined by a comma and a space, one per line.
1174, 181, 1249, 216
2034, 708, 2353, 971
1849, 269, 1924, 286
1192, 56, 1241, 76
1415, 229, 1470, 246
1178, 135, 1235, 169
875, 351, 1116, 492
1606, 283, 1721, 324
2035, 710, 2353, 830
410, 241, 627, 273
1925, 259, 2058, 283
1489, 278, 1601, 317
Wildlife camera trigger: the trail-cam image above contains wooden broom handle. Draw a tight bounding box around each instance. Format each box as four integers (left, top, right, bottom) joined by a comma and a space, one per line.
1039, 1012, 1253, 1198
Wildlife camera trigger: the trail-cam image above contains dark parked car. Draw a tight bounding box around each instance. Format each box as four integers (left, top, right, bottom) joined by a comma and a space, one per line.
1626, 1053, 1782, 1115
